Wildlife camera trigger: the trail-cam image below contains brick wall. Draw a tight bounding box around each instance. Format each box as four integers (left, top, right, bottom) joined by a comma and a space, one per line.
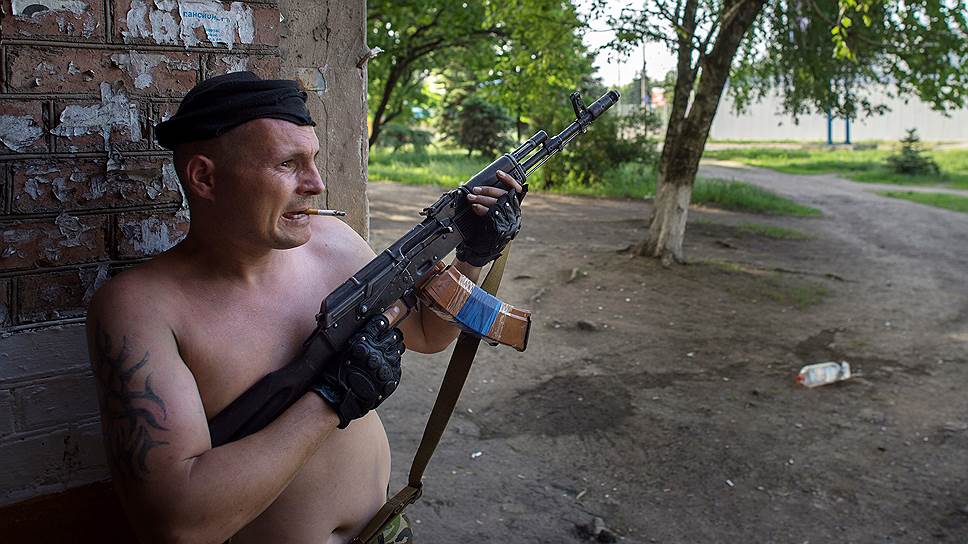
0, 0, 283, 507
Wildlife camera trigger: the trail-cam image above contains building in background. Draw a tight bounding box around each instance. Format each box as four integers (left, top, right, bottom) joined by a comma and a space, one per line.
709, 87, 968, 143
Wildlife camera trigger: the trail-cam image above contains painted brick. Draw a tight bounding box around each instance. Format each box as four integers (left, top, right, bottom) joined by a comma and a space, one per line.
15, 373, 100, 431
204, 52, 281, 78
0, 325, 89, 381
0, 422, 108, 507
13, 158, 182, 213
0, 101, 48, 154
51, 90, 151, 153
0, 278, 11, 328
115, 0, 279, 49
114, 209, 190, 258
12, 159, 105, 213
0, 215, 108, 271
6, 46, 199, 96
18, 271, 88, 324
150, 102, 180, 148
1, 0, 105, 42
0, 390, 14, 436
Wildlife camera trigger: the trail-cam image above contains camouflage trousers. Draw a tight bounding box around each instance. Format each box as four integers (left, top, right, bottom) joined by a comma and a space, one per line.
367, 512, 414, 544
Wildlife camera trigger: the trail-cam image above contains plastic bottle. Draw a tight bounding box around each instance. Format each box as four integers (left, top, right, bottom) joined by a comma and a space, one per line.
795, 361, 851, 387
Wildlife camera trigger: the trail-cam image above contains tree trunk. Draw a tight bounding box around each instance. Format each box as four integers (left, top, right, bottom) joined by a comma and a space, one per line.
635, 173, 693, 266
638, 0, 767, 264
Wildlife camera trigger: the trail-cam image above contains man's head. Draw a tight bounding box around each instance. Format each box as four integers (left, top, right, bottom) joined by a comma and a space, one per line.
157, 72, 324, 250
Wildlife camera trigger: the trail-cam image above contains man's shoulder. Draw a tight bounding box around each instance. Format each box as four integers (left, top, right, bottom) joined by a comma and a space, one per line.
87, 257, 178, 326
306, 216, 373, 265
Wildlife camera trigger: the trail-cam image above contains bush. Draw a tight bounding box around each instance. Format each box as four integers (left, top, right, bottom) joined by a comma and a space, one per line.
439, 94, 514, 158
537, 100, 660, 189
380, 124, 433, 154
886, 129, 940, 176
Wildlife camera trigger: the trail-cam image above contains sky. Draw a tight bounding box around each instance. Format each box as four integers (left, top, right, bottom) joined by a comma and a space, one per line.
581, 2, 677, 87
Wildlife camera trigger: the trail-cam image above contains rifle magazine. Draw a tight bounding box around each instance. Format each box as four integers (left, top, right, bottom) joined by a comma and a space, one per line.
419, 265, 531, 351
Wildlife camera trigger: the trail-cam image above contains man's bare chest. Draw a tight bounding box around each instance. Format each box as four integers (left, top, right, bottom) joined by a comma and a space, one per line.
171, 277, 333, 419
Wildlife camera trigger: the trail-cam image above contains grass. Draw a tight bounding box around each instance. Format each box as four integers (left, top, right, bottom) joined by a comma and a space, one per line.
876, 191, 968, 213
703, 147, 968, 190
369, 148, 482, 187
691, 179, 820, 216
370, 147, 820, 216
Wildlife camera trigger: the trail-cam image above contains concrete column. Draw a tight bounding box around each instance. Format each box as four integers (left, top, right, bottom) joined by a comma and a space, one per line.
279, 0, 370, 239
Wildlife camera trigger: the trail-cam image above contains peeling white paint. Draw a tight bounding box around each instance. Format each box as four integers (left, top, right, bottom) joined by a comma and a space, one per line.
54, 213, 94, 249
161, 160, 188, 208
110, 52, 194, 90
11, 0, 97, 38
59, 14, 98, 37
11, 0, 88, 17
220, 55, 248, 73
51, 83, 140, 150
121, 211, 188, 255
123, 0, 255, 49
0, 115, 44, 153
3, 227, 40, 260
79, 263, 110, 304
23, 163, 108, 205
149, 9, 180, 44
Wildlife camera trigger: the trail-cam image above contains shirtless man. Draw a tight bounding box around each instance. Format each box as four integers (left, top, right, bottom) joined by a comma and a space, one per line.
85, 72, 523, 543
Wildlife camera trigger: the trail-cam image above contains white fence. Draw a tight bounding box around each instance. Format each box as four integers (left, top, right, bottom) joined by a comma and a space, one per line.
708, 88, 968, 142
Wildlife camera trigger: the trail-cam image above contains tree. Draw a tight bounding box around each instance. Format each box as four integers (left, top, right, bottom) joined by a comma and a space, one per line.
366, 0, 593, 150
607, 0, 968, 264
440, 93, 515, 157
366, 2, 504, 148
886, 129, 940, 176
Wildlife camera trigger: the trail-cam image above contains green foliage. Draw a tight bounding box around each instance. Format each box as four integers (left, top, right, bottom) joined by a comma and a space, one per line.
535, 82, 661, 188
703, 146, 968, 189
886, 129, 940, 176
877, 191, 968, 214
367, 0, 598, 148
439, 94, 514, 157
369, 148, 481, 187
380, 124, 433, 154
730, 0, 968, 120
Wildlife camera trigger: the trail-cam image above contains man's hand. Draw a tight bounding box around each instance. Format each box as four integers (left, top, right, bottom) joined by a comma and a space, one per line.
311, 315, 405, 428
457, 170, 526, 267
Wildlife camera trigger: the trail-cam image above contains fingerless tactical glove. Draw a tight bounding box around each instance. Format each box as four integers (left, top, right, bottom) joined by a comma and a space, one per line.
456, 185, 527, 267
311, 315, 404, 428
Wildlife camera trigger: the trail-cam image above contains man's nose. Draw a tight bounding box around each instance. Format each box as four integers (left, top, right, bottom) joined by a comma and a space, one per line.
300, 162, 325, 195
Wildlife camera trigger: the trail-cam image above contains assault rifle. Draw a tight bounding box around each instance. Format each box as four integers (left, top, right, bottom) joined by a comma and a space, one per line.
208, 89, 621, 447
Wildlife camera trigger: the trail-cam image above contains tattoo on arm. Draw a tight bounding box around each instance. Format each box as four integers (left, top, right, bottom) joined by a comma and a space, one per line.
92, 325, 170, 480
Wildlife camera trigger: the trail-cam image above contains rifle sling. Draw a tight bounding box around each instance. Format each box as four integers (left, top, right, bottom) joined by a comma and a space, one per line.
351, 246, 512, 544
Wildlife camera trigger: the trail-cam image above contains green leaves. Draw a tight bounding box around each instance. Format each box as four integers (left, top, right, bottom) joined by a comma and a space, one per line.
367, 0, 593, 149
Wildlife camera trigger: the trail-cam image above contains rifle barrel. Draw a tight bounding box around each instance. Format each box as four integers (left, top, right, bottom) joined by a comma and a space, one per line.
521, 90, 620, 176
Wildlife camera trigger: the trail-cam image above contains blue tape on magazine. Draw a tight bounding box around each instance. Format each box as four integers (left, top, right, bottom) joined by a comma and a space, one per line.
454, 284, 502, 336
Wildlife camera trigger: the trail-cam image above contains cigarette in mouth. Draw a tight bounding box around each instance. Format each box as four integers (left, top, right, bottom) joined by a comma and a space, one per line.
303, 208, 347, 217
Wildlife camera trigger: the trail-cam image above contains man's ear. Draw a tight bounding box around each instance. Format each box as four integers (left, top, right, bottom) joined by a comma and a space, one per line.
183, 154, 217, 202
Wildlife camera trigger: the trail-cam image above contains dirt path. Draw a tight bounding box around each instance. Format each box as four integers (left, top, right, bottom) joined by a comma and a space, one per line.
366, 164, 968, 543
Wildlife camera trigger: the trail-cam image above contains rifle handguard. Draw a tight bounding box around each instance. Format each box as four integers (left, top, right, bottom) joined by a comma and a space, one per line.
419, 264, 531, 351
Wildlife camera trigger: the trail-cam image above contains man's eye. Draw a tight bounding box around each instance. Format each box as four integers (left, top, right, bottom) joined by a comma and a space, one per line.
280, 160, 293, 168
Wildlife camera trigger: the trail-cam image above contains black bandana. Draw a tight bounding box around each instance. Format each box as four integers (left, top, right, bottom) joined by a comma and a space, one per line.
155, 71, 315, 150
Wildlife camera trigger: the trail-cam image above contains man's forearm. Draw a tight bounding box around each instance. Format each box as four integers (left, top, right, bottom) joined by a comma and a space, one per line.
138, 393, 337, 543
